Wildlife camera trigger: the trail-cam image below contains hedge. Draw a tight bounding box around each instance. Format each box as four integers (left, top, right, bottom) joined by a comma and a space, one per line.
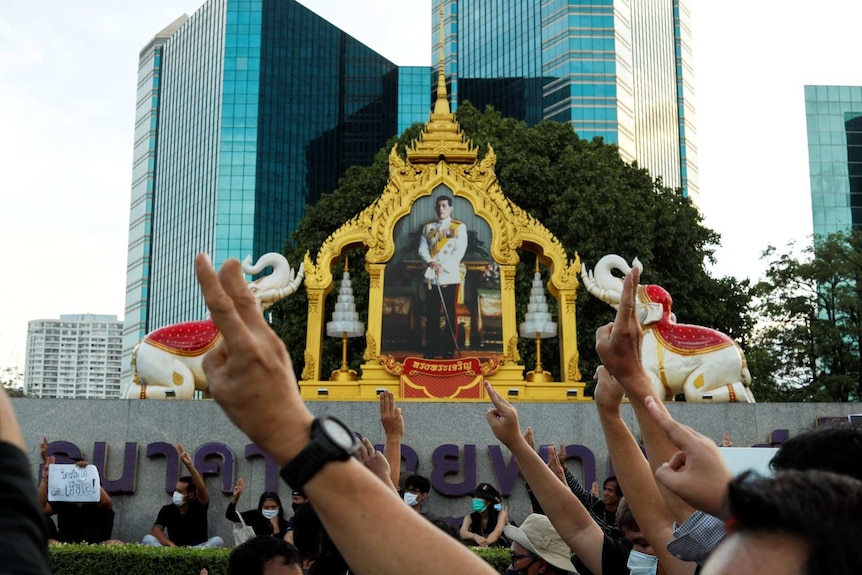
48, 544, 511, 574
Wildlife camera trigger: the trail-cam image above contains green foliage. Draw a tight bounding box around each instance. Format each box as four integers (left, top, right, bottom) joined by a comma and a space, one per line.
748, 230, 862, 401
49, 544, 230, 575
275, 104, 752, 391
47, 542, 508, 574
469, 545, 511, 574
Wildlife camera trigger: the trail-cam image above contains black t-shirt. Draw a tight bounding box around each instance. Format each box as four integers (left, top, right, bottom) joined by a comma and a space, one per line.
154, 498, 209, 546
51, 501, 114, 543
601, 534, 632, 575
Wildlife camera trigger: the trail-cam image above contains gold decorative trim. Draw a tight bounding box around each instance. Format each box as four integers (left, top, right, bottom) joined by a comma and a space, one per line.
301, 352, 315, 381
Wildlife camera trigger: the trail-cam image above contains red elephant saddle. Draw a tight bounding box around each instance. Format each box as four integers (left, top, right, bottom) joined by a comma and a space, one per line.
144, 319, 222, 356
647, 322, 734, 355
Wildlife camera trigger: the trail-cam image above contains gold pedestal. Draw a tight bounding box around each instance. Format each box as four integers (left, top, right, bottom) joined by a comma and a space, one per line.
525, 369, 554, 383
330, 368, 359, 382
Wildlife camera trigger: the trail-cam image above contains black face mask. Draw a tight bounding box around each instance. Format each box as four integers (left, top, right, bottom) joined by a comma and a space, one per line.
292, 502, 300, 512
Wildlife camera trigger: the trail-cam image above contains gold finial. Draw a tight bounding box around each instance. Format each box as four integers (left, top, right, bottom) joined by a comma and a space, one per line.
343, 255, 349, 273
406, 1, 477, 164
535, 257, 540, 274
434, 3, 449, 116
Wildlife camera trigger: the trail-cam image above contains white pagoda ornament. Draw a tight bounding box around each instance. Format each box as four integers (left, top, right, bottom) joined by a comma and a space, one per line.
326, 258, 365, 381
519, 260, 557, 383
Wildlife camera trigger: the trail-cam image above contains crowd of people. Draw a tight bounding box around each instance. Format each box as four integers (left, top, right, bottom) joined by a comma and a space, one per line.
4, 254, 862, 574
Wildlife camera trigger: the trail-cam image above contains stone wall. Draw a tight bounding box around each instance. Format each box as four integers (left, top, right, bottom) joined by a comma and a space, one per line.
12, 398, 861, 545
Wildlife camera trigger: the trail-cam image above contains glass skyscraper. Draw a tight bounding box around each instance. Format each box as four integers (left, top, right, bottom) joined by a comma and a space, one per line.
431, 0, 698, 201
805, 85, 862, 237
122, 0, 429, 383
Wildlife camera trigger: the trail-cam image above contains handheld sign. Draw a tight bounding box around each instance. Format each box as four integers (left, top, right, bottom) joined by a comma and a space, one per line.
47, 464, 101, 502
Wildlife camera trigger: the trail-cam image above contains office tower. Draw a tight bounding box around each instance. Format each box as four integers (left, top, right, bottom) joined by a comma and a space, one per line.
432, 0, 698, 202
805, 85, 862, 237
24, 315, 123, 399
122, 0, 430, 384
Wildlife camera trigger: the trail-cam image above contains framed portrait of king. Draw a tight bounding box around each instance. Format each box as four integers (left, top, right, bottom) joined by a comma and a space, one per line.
380, 185, 504, 362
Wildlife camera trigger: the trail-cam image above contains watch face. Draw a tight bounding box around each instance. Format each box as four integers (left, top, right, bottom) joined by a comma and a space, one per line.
321, 417, 357, 450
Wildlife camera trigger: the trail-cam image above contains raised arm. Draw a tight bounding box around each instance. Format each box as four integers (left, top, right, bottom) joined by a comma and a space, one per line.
379, 390, 404, 489
595, 266, 695, 524
178, 443, 208, 505
485, 382, 606, 573
195, 254, 495, 575
226, 478, 243, 521
594, 368, 694, 575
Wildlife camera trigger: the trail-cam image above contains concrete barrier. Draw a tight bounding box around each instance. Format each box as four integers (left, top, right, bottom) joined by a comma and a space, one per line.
12, 398, 860, 545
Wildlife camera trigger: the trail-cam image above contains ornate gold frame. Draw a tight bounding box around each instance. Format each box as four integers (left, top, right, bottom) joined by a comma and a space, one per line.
299, 43, 586, 401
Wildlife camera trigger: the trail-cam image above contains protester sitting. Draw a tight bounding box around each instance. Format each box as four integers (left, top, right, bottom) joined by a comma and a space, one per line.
403, 474, 431, 514
228, 535, 303, 575
226, 478, 288, 539
284, 489, 308, 545
141, 443, 223, 548
503, 513, 578, 575
38, 450, 121, 545
194, 253, 495, 575
459, 482, 508, 547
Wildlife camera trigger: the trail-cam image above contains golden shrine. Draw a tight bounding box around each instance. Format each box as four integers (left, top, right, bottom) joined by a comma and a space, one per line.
298, 34, 586, 402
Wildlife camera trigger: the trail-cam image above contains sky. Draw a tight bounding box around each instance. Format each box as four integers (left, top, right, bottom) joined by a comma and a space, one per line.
1, 0, 861, 373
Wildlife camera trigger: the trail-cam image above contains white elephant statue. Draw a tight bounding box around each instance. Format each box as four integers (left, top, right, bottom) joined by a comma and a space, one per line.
581, 254, 754, 403
125, 253, 304, 399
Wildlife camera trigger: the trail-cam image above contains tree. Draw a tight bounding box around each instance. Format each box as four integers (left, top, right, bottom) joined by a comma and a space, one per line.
748, 231, 862, 401
273, 104, 752, 393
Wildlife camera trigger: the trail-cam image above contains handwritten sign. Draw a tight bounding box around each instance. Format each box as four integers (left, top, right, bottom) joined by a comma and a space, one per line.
47, 464, 101, 502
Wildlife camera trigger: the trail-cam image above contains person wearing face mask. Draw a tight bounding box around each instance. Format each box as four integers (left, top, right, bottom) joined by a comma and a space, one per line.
226, 478, 290, 540
503, 514, 578, 575
459, 482, 509, 547
402, 474, 431, 515
141, 444, 223, 548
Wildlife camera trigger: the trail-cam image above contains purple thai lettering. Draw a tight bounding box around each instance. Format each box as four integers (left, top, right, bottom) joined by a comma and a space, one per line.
245, 444, 280, 493
194, 443, 235, 494
92, 442, 138, 494
146, 442, 180, 493
487, 445, 519, 496
431, 444, 476, 496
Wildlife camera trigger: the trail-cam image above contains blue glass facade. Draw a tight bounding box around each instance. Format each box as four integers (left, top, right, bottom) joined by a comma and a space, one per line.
432, 0, 698, 201
805, 85, 862, 237
123, 0, 428, 381
396, 66, 433, 134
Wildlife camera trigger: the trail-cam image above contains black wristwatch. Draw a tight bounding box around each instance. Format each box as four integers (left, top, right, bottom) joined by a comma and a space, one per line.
280, 415, 360, 490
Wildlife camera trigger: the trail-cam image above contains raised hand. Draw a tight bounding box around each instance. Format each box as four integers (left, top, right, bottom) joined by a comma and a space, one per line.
195, 254, 314, 467
355, 437, 394, 489
594, 267, 648, 386
590, 481, 600, 498
644, 396, 733, 519
40, 437, 49, 464
379, 390, 404, 439
178, 444, 193, 468
232, 478, 244, 502
547, 444, 567, 484
593, 366, 625, 416
484, 381, 523, 447
523, 427, 535, 452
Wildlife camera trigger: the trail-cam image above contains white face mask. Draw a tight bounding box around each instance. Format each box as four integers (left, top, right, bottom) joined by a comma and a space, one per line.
261, 509, 279, 520
172, 491, 186, 507
403, 492, 420, 507
626, 549, 658, 575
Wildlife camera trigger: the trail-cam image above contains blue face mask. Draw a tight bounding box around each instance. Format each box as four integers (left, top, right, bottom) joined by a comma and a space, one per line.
626, 549, 658, 575
493, 502, 503, 511
472, 498, 488, 512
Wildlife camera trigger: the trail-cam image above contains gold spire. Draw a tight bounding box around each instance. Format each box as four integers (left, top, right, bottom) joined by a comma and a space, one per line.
406, 1, 477, 165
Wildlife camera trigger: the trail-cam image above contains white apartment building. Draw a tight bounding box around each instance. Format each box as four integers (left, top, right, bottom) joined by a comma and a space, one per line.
24, 314, 123, 399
